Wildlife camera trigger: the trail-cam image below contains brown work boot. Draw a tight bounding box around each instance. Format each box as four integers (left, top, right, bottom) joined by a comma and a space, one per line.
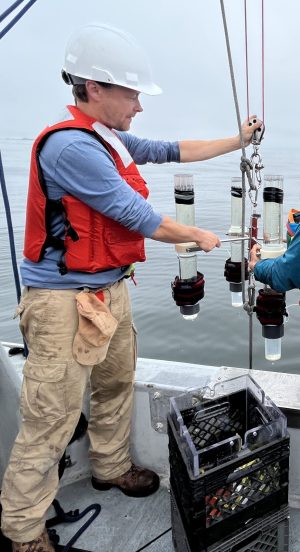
12, 529, 55, 552
91, 464, 160, 497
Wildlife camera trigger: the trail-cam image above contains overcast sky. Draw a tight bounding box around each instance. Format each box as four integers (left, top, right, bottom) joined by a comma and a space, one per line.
0, 0, 299, 145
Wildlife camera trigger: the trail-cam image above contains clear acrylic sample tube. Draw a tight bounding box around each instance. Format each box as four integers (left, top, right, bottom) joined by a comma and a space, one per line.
229, 178, 243, 262
261, 175, 285, 259
260, 175, 285, 361
174, 174, 197, 282
265, 333, 282, 361
229, 178, 243, 307
174, 174, 195, 226
174, 174, 199, 320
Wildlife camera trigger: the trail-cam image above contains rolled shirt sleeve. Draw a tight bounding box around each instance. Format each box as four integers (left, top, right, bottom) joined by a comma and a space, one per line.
116, 132, 180, 164
40, 131, 167, 238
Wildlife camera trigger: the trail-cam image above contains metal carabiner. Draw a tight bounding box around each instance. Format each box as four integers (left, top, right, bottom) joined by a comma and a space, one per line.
250, 147, 264, 185
248, 186, 258, 208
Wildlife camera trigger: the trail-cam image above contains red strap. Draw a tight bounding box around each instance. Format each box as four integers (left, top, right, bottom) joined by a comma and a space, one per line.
95, 290, 105, 302
130, 273, 138, 286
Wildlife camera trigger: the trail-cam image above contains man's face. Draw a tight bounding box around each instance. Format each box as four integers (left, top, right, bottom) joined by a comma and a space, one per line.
98, 85, 143, 131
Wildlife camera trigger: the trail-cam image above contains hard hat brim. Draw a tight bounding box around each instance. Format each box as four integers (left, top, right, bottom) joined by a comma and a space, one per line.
133, 82, 162, 96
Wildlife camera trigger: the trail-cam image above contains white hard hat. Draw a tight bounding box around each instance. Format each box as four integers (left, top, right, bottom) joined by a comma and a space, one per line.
62, 23, 162, 95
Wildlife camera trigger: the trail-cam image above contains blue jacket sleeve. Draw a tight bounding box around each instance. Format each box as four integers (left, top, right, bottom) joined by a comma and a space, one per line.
254, 227, 300, 291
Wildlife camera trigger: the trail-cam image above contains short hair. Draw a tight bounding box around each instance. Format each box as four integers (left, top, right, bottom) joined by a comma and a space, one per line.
72, 81, 113, 103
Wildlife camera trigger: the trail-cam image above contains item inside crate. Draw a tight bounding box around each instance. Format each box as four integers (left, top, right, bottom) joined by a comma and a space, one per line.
170, 375, 287, 477
204, 460, 281, 525
171, 487, 290, 552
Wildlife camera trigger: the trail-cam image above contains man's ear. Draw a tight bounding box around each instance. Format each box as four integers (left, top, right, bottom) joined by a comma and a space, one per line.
85, 80, 103, 101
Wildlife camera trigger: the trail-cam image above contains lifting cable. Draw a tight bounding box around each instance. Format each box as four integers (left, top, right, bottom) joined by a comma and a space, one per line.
0, 0, 38, 40
220, 0, 265, 370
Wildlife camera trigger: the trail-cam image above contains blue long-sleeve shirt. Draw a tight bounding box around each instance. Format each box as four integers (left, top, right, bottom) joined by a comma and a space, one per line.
21, 129, 180, 289
254, 226, 300, 292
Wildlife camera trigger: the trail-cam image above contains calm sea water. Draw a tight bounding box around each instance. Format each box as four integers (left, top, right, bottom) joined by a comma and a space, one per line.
1, 138, 300, 375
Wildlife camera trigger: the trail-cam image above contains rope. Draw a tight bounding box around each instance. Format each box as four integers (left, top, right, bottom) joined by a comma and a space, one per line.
46, 499, 101, 552
220, 1, 248, 309
220, 0, 259, 370
47, 497, 169, 552
0, 0, 38, 40
220, 1, 266, 371
219, 1, 247, 156
0, 0, 26, 23
0, 152, 22, 303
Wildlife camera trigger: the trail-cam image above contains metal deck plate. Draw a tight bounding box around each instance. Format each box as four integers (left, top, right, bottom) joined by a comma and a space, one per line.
51, 479, 300, 552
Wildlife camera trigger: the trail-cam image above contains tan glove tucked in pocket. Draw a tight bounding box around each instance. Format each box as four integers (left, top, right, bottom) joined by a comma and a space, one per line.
73, 291, 118, 366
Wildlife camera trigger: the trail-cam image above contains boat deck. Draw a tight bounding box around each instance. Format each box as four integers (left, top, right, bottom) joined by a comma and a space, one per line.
53, 478, 172, 551
49, 478, 300, 552
2, 346, 300, 551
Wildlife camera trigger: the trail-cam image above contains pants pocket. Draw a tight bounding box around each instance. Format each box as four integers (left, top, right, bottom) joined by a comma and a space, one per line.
21, 359, 67, 421
14, 289, 30, 337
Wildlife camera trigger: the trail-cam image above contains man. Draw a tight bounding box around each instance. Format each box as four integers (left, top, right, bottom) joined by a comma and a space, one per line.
250, 228, 300, 290
1, 23, 261, 552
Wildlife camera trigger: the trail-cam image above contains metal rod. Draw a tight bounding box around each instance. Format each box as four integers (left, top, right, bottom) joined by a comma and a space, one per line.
186, 237, 250, 252
249, 312, 253, 370
221, 237, 250, 243
186, 235, 283, 253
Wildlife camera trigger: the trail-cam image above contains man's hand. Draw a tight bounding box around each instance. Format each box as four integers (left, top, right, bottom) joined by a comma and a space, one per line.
194, 230, 221, 252
249, 243, 261, 271
152, 216, 220, 252
241, 115, 263, 146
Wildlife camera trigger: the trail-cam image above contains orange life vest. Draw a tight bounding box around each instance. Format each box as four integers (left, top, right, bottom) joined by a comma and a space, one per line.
23, 105, 149, 273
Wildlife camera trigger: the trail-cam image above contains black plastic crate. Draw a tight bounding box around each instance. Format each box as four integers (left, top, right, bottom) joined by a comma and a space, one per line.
169, 376, 288, 476
168, 375, 289, 549
171, 489, 289, 551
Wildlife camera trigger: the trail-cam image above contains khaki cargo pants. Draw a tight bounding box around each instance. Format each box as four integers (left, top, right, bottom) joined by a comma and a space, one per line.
1, 280, 136, 542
